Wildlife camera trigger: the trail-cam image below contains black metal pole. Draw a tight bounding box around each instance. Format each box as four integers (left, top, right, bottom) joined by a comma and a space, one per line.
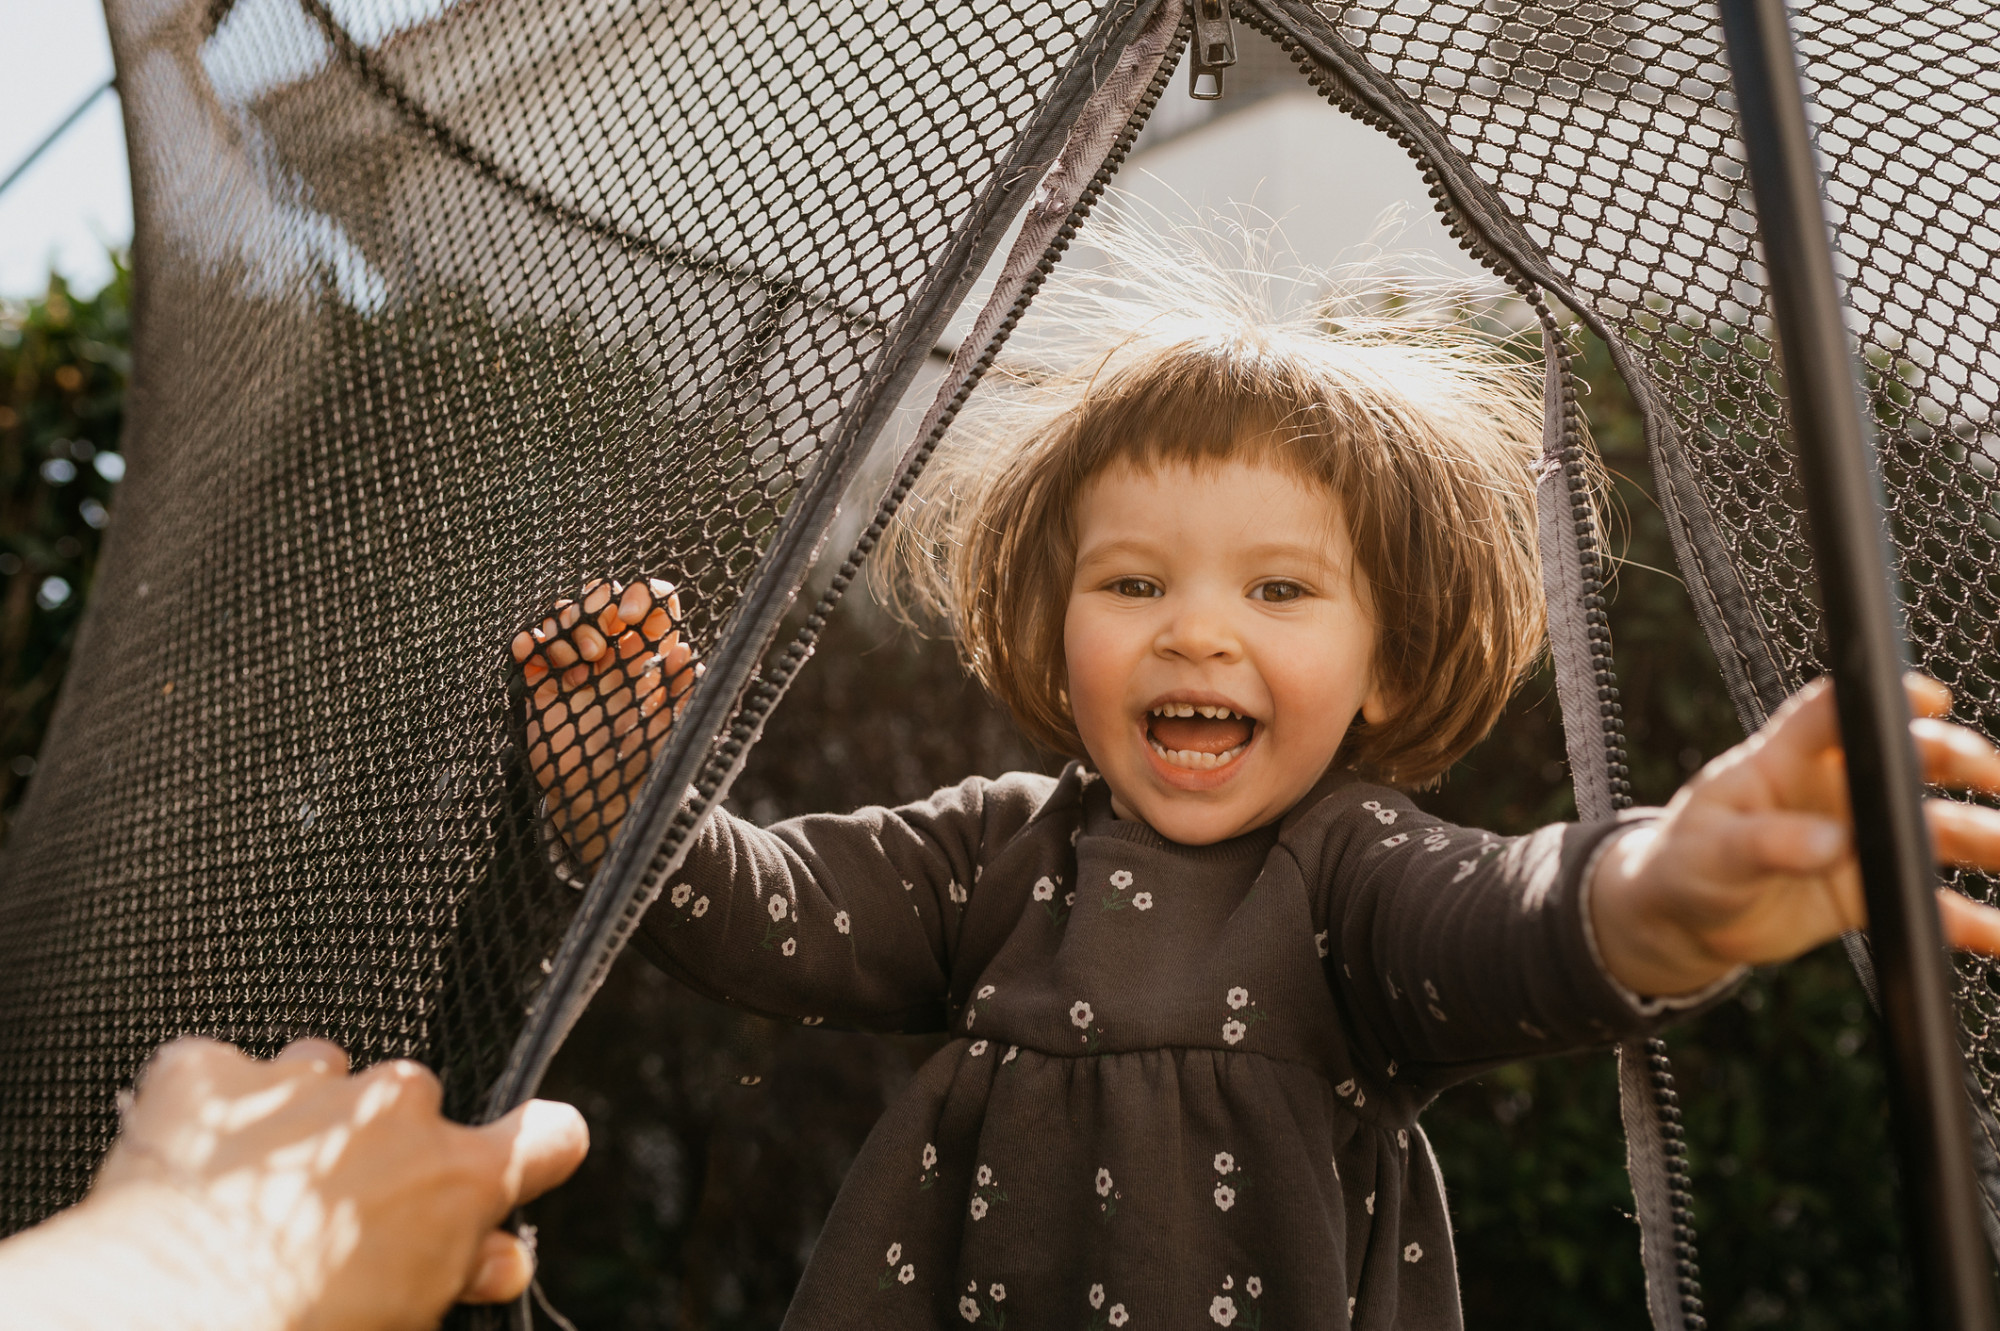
1716, 1, 1998, 1323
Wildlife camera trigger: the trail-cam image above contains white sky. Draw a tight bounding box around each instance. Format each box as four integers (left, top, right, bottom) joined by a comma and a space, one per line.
0, 0, 127, 299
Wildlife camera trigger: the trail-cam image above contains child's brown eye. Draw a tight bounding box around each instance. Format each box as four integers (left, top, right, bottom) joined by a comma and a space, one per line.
1111, 578, 1160, 599
1255, 581, 1305, 603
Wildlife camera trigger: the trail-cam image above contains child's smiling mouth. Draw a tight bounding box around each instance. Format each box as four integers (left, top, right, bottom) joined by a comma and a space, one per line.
1145, 701, 1257, 771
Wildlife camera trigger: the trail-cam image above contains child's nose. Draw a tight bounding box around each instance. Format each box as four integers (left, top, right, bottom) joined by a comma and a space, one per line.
1154, 598, 1241, 661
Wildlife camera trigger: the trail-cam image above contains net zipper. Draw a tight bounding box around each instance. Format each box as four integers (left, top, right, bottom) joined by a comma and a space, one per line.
676, 8, 1192, 834
1225, 5, 1705, 1329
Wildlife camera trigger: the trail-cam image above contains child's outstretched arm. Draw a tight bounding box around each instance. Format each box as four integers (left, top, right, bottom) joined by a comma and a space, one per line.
1591, 676, 2000, 998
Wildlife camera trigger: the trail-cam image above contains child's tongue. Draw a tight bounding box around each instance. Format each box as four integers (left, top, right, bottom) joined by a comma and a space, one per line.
1149, 713, 1254, 755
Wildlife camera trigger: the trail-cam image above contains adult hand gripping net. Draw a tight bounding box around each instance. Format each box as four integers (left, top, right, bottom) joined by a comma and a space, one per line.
2, 1, 1997, 1326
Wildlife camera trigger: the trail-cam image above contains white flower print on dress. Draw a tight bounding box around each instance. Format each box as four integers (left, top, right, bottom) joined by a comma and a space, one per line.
1381, 831, 1409, 848
1110, 869, 1133, 889
886, 1243, 902, 1265
1422, 832, 1450, 852
1365, 1191, 1375, 1214
1336, 1078, 1355, 1097
899, 1265, 915, 1284
1213, 1152, 1235, 1175
1002, 1045, 1019, 1064
692, 896, 710, 917
1405, 1242, 1423, 1263
990, 1284, 1006, 1301
1226, 987, 1249, 1010
1246, 1277, 1261, 1298
874, 1241, 917, 1291
801, 1016, 823, 1026
923, 1143, 938, 1168
965, 1008, 978, 1030
1096, 1167, 1114, 1196
1222, 1020, 1247, 1045
1315, 930, 1330, 958
1210, 1294, 1237, 1325
1398, 1129, 1409, 1149
1090, 1285, 1106, 1310
949, 880, 968, 904
1214, 1183, 1236, 1210
833, 910, 851, 935
977, 1165, 993, 1187
1362, 799, 1397, 824
1132, 892, 1153, 910
920, 1142, 940, 1189
1453, 858, 1479, 883
969, 1197, 989, 1220
1071, 1001, 1094, 1028
1065, 891, 1076, 907
1033, 877, 1055, 901
781, 937, 797, 957
767, 895, 788, 922
977, 984, 996, 999
960, 1296, 980, 1322
670, 884, 692, 908
969, 1040, 988, 1057
1108, 1307, 1129, 1328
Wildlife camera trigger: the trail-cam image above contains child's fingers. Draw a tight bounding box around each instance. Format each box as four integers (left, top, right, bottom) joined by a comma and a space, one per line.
510, 630, 535, 664
1723, 809, 1849, 876
521, 657, 547, 687
572, 624, 607, 662
619, 581, 653, 626
543, 638, 579, 670
1913, 718, 2000, 793
1907, 673, 1954, 719
1927, 799, 2000, 870
580, 581, 613, 616
1939, 889, 2000, 958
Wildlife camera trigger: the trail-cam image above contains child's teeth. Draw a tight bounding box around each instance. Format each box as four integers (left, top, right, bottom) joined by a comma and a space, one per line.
1148, 739, 1248, 770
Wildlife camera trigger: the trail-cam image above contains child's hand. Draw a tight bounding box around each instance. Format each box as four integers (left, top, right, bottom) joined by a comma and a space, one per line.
510, 578, 698, 873
1591, 676, 2000, 998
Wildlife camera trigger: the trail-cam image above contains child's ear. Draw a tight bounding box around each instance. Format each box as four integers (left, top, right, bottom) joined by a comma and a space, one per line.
1360, 680, 1394, 729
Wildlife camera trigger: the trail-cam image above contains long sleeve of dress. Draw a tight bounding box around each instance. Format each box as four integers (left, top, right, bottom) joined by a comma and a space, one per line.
1284, 778, 1730, 1092
632, 771, 1060, 1032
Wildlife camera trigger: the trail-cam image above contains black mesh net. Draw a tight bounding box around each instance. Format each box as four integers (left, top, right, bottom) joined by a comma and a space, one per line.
1312, 0, 2000, 1183
5, 0, 1997, 1316
0, 0, 1151, 1228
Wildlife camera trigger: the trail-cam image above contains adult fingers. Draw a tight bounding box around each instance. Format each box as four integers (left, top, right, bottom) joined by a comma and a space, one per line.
273, 1038, 350, 1074
459, 1230, 536, 1305
357, 1058, 445, 1118
510, 630, 535, 664
1940, 889, 2000, 958
480, 1098, 589, 1211
571, 625, 607, 662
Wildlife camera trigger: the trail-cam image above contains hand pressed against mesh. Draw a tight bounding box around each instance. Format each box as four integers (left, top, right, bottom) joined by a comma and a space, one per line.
510, 579, 698, 873
1591, 676, 2000, 997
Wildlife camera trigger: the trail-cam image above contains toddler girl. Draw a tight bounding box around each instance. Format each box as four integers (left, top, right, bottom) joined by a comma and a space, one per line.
511, 263, 2000, 1329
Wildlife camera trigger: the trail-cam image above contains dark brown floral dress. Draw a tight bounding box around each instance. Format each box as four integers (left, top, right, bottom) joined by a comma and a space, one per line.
635, 763, 1709, 1330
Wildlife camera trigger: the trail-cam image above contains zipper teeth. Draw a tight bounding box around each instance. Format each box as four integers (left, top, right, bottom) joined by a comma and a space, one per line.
676, 9, 1195, 817
1238, 7, 1704, 1328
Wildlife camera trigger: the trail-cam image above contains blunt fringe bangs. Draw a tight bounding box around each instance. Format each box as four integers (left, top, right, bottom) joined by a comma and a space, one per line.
875, 211, 1568, 788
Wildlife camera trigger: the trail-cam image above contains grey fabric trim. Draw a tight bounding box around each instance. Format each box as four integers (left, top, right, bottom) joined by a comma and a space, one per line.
1537, 322, 1613, 826
481, 0, 1173, 1121
1235, 8, 1706, 1325
889, 0, 1183, 485
1619, 1038, 1689, 1331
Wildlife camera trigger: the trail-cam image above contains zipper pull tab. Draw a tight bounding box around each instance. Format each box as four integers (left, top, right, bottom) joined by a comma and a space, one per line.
1189, 0, 1238, 101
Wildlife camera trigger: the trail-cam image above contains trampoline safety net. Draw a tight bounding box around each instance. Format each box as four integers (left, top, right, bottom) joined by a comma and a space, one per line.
4, 0, 2000, 1322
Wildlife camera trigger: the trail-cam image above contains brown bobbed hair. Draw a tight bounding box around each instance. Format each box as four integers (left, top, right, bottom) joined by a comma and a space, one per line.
876, 301, 1560, 788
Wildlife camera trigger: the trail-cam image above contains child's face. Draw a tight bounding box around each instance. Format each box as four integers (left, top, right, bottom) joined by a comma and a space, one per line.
1064, 458, 1387, 845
